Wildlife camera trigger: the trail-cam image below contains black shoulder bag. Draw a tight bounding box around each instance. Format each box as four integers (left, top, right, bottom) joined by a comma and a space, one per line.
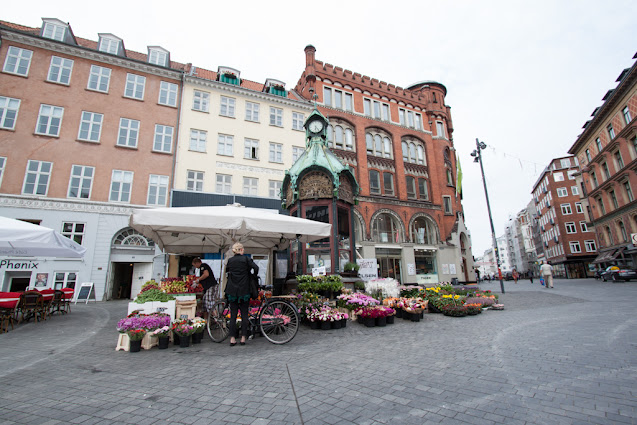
246, 256, 259, 300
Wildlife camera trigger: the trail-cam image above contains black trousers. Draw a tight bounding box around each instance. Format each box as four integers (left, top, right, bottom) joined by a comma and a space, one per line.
229, 300, 249, 338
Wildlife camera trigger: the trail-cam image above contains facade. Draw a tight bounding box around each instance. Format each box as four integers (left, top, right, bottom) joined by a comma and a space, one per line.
294, 46, 474, 284
531, 157, 597, 278
568, 54, 637, 268
0, 19, 184, 299
506, 204, 538, 276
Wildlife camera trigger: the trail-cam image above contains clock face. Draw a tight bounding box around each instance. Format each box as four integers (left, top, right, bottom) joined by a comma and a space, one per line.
309, 120, 324, 133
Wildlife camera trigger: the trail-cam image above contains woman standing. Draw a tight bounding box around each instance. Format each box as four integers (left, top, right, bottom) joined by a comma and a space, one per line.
225, 242, 259, 346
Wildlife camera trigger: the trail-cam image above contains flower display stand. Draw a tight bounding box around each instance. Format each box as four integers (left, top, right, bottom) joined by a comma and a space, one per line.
175, 299, 197, 320
116, 333, 130, 352
127, 300, 176, 321
141, 333, 158, 350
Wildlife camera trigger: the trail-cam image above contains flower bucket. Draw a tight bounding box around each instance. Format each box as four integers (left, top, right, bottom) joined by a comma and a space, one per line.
179, 335, 190, 347
320, 321, 331, 330
375, 317, 387, 327
310, 321, 320, 330
129, 340, 142, 353
363, 317, 375, 327
395, 309, 403, 318
158, 337, 170, 349
341, 318, 347, 328
386, 315, 395, 325
331, 320, 342, 329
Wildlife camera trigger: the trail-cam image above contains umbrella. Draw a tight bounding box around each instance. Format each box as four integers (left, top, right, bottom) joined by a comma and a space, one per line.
129, 204, 332, 255
0, 216, 86, 258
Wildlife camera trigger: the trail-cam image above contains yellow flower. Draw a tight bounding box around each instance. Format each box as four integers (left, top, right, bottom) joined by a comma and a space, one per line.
454, 295, 460, 299
442, 294, 452, 298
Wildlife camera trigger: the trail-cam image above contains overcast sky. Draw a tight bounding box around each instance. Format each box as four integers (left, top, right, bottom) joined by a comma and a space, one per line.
5, 0, 637, 256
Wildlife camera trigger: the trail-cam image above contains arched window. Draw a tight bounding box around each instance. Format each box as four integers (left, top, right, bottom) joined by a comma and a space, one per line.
113, 228, 155, 247
366, 130, 392, 158
401, 138, 426, 165
606, 226, 613, 245
334, 125, 344, 148
372, 213, 402, 243
410, 217, 437, 244
618, 220, 628, 242
345, 128, 353, 150
327, 125, 334, 143
328, 122, 355, 151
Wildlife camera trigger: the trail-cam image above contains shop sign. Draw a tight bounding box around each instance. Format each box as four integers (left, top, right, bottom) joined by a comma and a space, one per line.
631, 233, 637, 246
417, 274, 439, 285
0, 259, 39, 270
312, 266, 326, 277
356, 259, 378, 281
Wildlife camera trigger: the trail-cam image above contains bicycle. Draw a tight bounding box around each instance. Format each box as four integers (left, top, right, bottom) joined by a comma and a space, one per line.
206, 285, 299, 344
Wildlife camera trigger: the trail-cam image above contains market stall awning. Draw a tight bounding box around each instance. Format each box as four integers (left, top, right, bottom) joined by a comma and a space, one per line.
0, 216, 86, 258
592, 247, 625, 264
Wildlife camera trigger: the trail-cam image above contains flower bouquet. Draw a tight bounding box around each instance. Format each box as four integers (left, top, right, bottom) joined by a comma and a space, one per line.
190, 317, 207, 344
152, 325, 171, 349
365, 278, 400, 300
172, 321, 194, 347
440, 304, 468, 317
465, 303, 483, 315
126, 329, 146, 352
117, 313, 171, 333
356, 306, 395, 327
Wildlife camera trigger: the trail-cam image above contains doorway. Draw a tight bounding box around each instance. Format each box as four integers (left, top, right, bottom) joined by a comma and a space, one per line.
111, 263, 133, 299
376, 248, 402, 282
10, 277, 31, 292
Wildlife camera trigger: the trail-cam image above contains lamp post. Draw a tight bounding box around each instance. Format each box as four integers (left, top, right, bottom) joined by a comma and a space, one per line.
471, 138, 505, 294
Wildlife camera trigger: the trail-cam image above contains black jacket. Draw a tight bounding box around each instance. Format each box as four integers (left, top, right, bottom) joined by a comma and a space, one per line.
225, 254, 259, 299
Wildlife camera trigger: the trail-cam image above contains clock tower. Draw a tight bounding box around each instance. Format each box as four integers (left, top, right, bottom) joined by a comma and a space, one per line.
303, 108, 329, 147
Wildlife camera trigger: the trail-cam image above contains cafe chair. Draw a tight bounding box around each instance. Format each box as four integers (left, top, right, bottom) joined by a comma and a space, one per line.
51, 290, 69, 315
18, 291, 45, 323
0, 292, 21, 332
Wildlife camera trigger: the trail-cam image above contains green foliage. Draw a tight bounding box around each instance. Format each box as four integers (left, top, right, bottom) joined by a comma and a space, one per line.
354, 281, 365, 291
343, 262, 360, 272
400, 286, 424, 298
134, 289, 176, 304
296, 275, 343, 294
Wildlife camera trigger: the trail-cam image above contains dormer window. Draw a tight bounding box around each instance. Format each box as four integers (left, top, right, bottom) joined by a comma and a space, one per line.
98, 33, 124, 56
218, 66, 240, 85
41, 18, 69, 42
148, 46, 169, 67
264, 79, 287, 97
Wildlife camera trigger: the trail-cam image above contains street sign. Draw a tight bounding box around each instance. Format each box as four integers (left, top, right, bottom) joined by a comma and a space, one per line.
631, 233, 637, 246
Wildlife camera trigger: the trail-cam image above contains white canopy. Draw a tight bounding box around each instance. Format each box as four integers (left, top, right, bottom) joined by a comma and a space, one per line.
129, 204, 332, 254
0, 216, 86, 258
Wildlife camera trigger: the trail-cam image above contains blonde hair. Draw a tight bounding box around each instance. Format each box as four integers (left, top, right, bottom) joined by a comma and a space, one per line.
232, 242, 244, 254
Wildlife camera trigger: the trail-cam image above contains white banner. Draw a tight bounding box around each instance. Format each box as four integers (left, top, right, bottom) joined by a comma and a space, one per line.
356, 258, 378, 281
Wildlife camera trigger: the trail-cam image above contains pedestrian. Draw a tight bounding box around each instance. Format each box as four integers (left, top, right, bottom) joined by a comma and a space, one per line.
475, 269, 481, 283
512, 269, 519, 284
191, 257, 217, 313
540, 261, 554, 288
529, 269, 534, 283
225, 242, 259, 346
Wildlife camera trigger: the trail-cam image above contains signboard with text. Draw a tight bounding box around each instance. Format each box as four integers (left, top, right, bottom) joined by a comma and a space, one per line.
356, 259, 378, 281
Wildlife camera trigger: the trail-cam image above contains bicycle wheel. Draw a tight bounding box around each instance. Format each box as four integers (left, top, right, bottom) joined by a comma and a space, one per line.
259, 300, 299, 344
207, 300, 229, 343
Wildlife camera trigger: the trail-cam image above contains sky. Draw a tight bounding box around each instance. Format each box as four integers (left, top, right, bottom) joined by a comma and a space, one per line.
5, 0, 637, 256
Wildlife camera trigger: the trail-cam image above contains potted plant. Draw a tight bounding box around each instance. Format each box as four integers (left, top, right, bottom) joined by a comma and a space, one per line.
173, 321, 194, 347
152, 326, 171, 349
190, 317, 206, 344
341, 262, 360, 277
127, 329, 146, 352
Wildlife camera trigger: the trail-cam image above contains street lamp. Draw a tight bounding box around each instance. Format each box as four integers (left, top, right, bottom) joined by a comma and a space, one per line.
471, 138, 505, 294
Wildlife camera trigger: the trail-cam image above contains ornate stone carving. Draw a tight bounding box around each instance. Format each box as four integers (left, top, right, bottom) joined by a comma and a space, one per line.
285, 183, 294, 208
338, 176, 355, 204
299, 171, 333, 200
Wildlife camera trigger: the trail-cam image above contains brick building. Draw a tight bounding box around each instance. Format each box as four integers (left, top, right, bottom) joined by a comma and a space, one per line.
294, 46, 474, 284
0, 18, 184, 299
568, 53, 637, 268
532, 156, 597, 278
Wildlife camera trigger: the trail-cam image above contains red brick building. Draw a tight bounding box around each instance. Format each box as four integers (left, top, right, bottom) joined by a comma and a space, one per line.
294, 46, 474, 284
532, 156, 597, 278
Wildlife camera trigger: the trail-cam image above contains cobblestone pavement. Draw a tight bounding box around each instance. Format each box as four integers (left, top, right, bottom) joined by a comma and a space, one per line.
1, 278, 636, 425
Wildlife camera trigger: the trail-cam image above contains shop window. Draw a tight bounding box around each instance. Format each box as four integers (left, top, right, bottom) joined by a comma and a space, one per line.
372, 213, 401, 243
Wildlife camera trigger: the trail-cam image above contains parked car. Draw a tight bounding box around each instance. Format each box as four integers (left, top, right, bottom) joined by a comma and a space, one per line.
600, 265, 637, 282
503, 271, 513, 281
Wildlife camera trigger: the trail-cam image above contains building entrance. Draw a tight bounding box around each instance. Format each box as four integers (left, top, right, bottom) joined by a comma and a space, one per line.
111, 263, 133, 299
376, 248, 402, 282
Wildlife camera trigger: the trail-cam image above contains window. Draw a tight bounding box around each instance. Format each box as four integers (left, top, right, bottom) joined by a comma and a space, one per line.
117, 118, 140, 148
399, 109, 406, 126
216, 174, 232, 194
623, 106, 632, 124
54, 272, 77, 290
243, 138, 259, 160
609, 190, 619, 209
193, 90, 210, 112
402, 140, 426, 165
585, 240, 597, 252
98, 35, 121, 54
36, 104, 64, 137
383, 172, 394, 196
344, 93, 353, 112
292, 146, 304, 162
408, 111, 414, 128
411, 217, 437, 245
217, 134, 234, 156
369, 170, 381, 195
565, 222, 577, 234
415, 113, 423, 130
363, 99, 371, 116
601, 162, 611, 179
569, 241, 581, 253
561, 203, 572, 214
591, 171, 598, 188
372, 213, 402, 243
366, 132, 392, 158
624, 181, 634, 202
148, 48, 168, 66
109, 170, 133, 202
597, 197, 606, 215
245, 102, 259, 122
292, 112, 304, 131
22, 160, 52, 195
553, 172, 564, 182
323, 87, 332, 106
270, 107, 283, 127
158, 81, 178, 107
87, 65, 111, 92
220, 96, 235, 117
607, 124, 615, 140
418, 178, 429, 200
406, 176, 416, 199
153, 125, 173, 153
595, 138, 603, 153
68, 165, 94, 199
0, 96, 21, 130
618, 220, 628, 242
124, 74, 146, 100
3, 46, 33, 76
557, 187, 568, 197
269, 180, 282, 198
585, 149, 591, 162
47, 56, 73, 85
373, 101, 381, 119
269, 142, 283, 163
580, 221, 589, 232
243, 177, 258, 196
78, 111, 103, 142
147, 174, 169, 206
0, 157, 6, 188
614, 151, 624, 169
436, 121, 446, 138
43, 21, 67, 41
443, 196, 452, 214
334, 90, 342, 109
189, 129, 207, 152
62, 223, 84, 245
571, 186, 579, 196
575, 202, 583, 213
606, 226, 614, 245
187, 170, 204, 192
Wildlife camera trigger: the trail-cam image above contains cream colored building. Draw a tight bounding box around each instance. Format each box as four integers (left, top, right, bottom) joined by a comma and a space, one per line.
173, 66, 314, 201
